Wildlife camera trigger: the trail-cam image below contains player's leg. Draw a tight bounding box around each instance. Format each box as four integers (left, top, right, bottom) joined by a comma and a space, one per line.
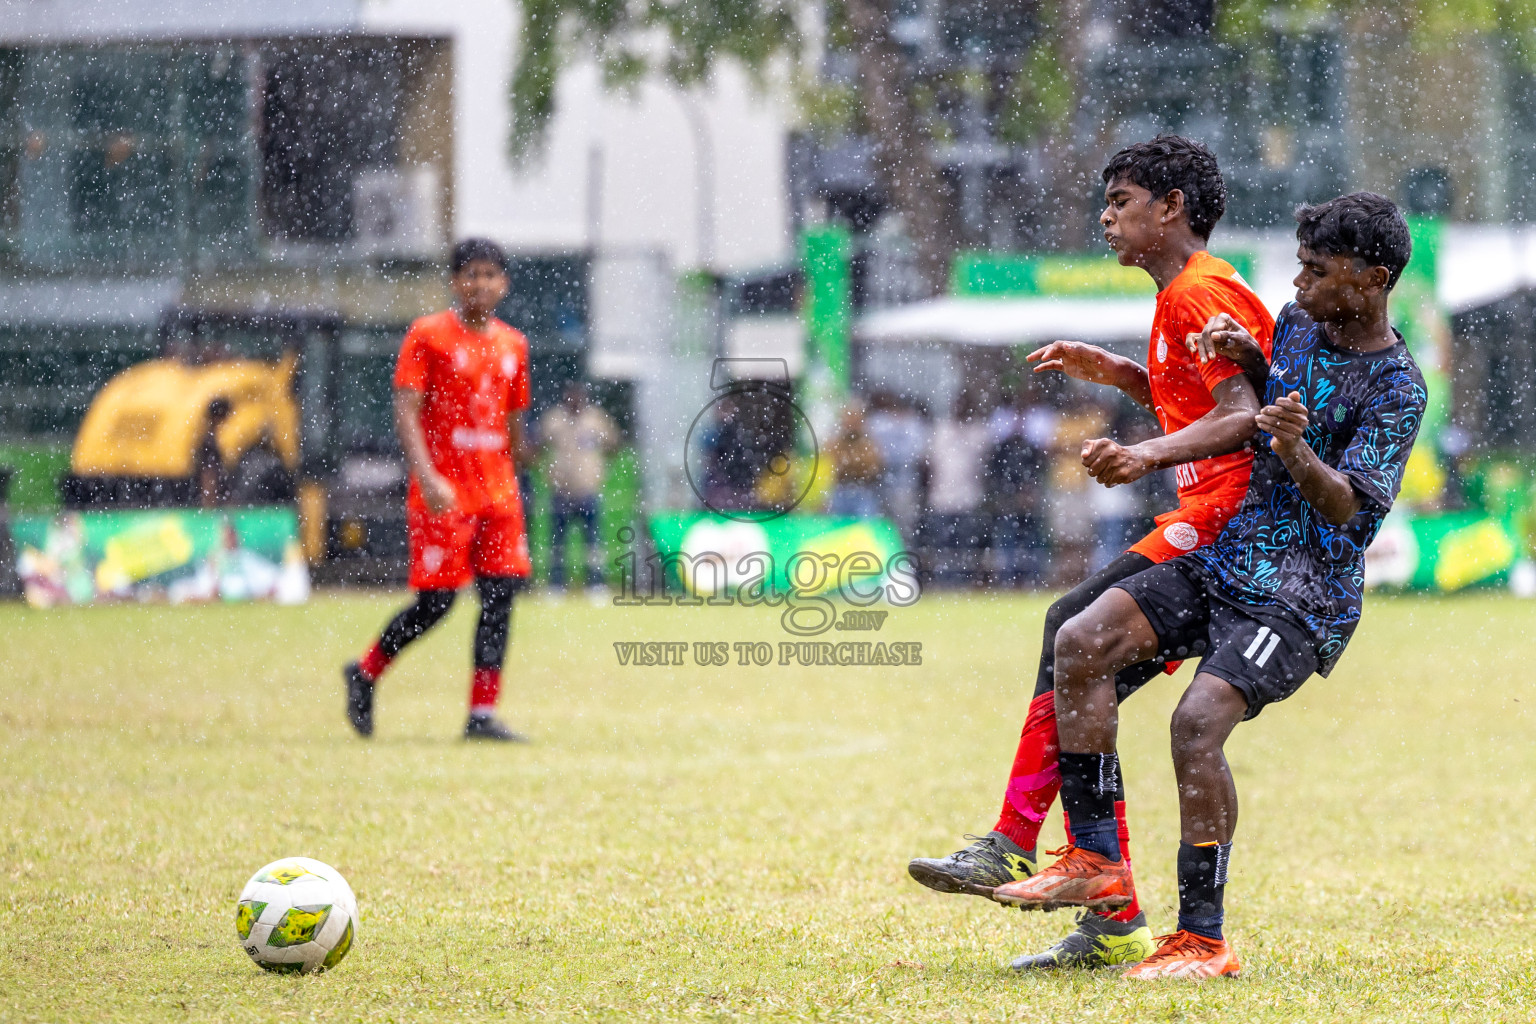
344, 507, 473, 737
996, 558, 1213, 914
462, 507, 532, 741
579, 496, 604, 588
345, 591, 459, 734
993, 587, 1162, 912
549, 497, 571, 590
1122, 673, 1246, 981
1125, 606, 1316, 981
462, 575, 528, 741
907, 552, 1157, 901
1037, 517, 1227, 927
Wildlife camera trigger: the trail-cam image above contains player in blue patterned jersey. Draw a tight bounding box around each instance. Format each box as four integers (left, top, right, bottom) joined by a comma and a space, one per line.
989, 193, 1425, 980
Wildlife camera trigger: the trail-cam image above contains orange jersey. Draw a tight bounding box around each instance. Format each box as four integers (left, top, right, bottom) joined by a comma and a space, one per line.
394, 309, 531, 515
1146, 250, 1274, 512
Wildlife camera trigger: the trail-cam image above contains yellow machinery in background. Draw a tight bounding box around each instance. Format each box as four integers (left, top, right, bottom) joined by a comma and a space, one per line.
71, 352, 301, 482
61, 310, 343, 524
60, 309, 418, 584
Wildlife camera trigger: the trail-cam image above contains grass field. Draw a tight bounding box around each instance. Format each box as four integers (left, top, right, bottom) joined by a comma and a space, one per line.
3, 590, 1535, 1022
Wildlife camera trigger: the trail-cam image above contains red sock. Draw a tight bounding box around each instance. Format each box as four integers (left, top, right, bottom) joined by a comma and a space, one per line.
357, 642, 391, 682
992, 692, 1061, 852
470, 667, 501, 714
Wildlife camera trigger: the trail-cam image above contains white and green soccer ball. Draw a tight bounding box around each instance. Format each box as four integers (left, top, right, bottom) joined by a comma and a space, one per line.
235, 857, 357, 974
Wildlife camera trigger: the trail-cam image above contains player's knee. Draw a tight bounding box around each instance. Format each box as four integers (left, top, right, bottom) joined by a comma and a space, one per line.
1042, 595, 1073, 642
1169, 695, 1233, 766
1053, 614, 1106, 682
475, 575, 518, 612
1169, 706, 1206, 765
417, 589, 457, 621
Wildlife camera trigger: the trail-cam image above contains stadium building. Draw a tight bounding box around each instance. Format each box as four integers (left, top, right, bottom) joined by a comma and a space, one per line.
0, 0, 795, 579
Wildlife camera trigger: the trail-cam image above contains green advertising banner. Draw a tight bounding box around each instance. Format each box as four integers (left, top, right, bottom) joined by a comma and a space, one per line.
950, 250, 1257, 299
645, 511, 910, 600
800, 226, 853, 392
14, 507, 309, 607
1366, 509, 1529, 593
1393, 216, 1450, 446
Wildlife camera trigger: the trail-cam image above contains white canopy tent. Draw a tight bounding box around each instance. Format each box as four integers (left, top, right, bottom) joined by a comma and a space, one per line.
854, 225, 1536, 351
1437, 224, 1536, 313
854, 238, 1297, 350
856, 295, 1157, 348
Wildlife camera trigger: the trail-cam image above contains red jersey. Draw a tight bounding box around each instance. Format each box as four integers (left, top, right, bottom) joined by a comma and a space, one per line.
1147, 250, 1274, 513
394, 309, 531, 515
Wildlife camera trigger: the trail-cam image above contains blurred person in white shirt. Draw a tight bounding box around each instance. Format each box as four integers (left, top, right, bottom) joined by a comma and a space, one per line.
538, 381, 619, 590
866, 391, 929, 534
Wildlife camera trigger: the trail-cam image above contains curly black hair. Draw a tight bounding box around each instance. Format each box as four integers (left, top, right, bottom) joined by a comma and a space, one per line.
1101, 135, 1226, 240
451, 237, 509, 275
1294, 192, 1412, 289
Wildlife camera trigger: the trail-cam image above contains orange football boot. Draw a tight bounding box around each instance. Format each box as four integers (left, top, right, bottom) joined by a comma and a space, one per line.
990, 846, 1134, 912
1121, 930, 1241, 981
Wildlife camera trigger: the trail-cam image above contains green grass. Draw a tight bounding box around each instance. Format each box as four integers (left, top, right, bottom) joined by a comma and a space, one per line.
3, 591, 1535, 1021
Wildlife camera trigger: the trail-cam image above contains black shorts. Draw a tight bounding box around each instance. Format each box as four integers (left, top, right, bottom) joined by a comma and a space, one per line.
1112, 556, 1319, 720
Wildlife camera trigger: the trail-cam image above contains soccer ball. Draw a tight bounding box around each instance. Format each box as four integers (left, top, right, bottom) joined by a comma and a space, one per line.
235, 857, 358, 974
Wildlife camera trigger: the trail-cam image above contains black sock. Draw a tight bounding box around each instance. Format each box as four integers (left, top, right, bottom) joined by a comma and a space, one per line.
378, 590, 457, 658
1177, 841, 1231, 940
1058, 751, 1121, 862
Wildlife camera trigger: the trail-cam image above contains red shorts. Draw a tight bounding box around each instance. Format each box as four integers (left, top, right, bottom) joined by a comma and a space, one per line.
407, 502, 531, 590
1128, 500, 1238, 565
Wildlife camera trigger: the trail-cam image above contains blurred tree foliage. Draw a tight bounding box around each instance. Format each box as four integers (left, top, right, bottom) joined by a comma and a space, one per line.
1219, 0, 1536, 61
508, 0, 1536, 289
509, 0, 801, 160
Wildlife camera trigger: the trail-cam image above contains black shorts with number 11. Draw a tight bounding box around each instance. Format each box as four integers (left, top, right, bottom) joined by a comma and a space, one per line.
1113, 555, 1319, 720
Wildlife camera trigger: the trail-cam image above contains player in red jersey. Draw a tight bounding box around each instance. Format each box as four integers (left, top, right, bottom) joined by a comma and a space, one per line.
907, 136, 1274, 969
344, 239, 534, 742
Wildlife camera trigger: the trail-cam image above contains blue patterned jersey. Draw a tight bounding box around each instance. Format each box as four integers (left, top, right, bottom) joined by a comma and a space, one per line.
1189, 303, 1426, 675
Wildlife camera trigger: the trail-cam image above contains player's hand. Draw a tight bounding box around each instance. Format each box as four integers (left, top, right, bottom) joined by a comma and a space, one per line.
1081, 437, 1153, 486
1189, 313, 1261, 367
420, 471, 457, 515
1255, 391, 1309, 456
1026, 341, 1122, 386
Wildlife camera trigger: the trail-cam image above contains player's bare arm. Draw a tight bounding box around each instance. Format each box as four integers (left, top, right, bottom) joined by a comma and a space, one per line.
1026, 340, 1154, 412
1190, 313, 1269, 399
1256, 391, 1362, 526
1081, 374, 1259, 486
394, 387, 456, 515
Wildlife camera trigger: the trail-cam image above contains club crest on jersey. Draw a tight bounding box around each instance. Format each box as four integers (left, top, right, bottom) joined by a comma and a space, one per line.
501, 354, 517, 377
1156, 334, 1168, 363
1324, 398, 1352, 427
1163, 521, 1200, 551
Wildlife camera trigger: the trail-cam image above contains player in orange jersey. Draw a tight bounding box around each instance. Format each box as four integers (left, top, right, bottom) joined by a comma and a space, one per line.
907, 136, 1274, 969
344, 239, 534, 742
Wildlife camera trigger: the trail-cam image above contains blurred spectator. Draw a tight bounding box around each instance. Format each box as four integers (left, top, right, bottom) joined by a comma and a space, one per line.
1089, 478, 1141, 572
539, 381, 619, 589
919, 388, 993, 587
1089, 404, 1151, 570
700, 394, 759, 511
1045, 395, 1109, 587
866, 391, 928, 533
985, 392, 1050, 586
197, 398, 233, 508
1436, 423, 1473, 511
826, 403, 885, 518
926, 388, 991, 514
